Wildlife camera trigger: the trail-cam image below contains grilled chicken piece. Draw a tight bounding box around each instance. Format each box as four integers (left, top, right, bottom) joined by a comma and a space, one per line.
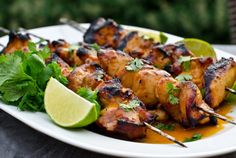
76, 43, 99, 64
48, 39, 83, 66
174, 57, 214, 88
145, 43, 194, 72
118, 31, 155, 58
97, 49, 212, 127
66, 63, 153, 139
97, 79, 153, 139
67, 63, 111, 91
46, 53, 72, 77
2, 32, 30, 54
84, 18, 126, 48
204, 58, 236, 108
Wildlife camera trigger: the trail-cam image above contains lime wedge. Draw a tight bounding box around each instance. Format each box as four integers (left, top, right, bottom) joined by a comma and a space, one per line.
179, 38, 217, 58
138, 31, 160, 42
44, 78, 98, 128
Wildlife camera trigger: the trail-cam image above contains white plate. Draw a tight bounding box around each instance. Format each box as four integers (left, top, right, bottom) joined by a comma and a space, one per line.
0, 24, 236, 158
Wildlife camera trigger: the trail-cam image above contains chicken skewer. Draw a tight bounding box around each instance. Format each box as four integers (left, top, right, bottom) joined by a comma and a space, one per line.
1, 28, 235, 126
60, 18, 236, 108
0, 29, 187, 147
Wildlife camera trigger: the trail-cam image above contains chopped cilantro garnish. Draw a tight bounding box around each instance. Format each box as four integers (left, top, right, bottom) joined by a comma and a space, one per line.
119, 99, 140, 112
184, 133, 202, 142
125, 58, 144, 71
178, 56, 191, 72
77, 87, 101, 117
175, 74, 192, 82
166, 82, 180, 105
90, 43, 100, 51
155, 123, 175, 131
160, 32, 168, 44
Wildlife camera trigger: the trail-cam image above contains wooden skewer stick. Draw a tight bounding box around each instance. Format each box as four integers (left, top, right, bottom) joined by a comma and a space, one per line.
144, 122, 187, 148
59, 18, 87, 33
0, 27, 10, 34
225, 87, 236, 94
198, 104, 236, 125
18, 27, 50, 42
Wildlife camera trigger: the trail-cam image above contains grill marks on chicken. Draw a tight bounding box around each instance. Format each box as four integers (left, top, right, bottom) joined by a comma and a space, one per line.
1, 29, 235, 129
204, 58, 236, 108
84, 18, 125, 48
97, 49, 211, 127
82, 18, 212, 90
65, 62, 154, 139
83, 18, 236, 109
2, 31, 30, 54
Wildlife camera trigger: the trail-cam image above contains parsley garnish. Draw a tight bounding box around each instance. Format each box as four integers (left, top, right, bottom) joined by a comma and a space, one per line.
125, 58, 144, 71
175, 74, 192, 82
77, 87, 101, 118
178, 56, 191, 71
90, 43, 100, 51
160, 32, 168, 44
166, 82, 180, 105
155, 123, 175, 131
184, 133, 202, 142
119, 99, 140, 112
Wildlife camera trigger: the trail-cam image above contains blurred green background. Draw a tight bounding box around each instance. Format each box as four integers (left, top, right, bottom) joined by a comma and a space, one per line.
0, 0, 231, 44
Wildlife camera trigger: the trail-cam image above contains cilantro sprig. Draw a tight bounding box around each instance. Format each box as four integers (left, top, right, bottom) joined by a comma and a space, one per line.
166, 82, 180, 105
0, 42, 68, 111
178, 56, 191, 71
125, 58, 144, 71
175, 74, 192, 82
155, 123, 175, 131
184, 133, 202, 142
90, 43, 100, 51
77, 87, 101, 118
119, 99, 141, 112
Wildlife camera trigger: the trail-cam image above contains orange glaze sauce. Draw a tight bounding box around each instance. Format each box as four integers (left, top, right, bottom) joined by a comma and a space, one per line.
140, 102, 234, 144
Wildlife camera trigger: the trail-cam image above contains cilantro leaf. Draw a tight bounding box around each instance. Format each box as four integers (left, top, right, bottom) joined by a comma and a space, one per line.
178, 56, 191, 72
166, 82, 179, 105
169, 94, 179, 105
184, 133, 202, 142
90, 43, 100, 51
175, 74, 192, 82
160, 32, 168, 44
155, 123, 175, 131
125, 58, 144, 71
119, 99, 140, 112
77, 87, 101, 118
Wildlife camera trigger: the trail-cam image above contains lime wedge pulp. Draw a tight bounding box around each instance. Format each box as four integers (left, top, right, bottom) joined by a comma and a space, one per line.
179, 38, 217, 59
44, 78, 98, 128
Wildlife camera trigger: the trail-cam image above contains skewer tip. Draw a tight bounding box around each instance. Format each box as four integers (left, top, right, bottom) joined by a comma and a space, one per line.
225, 87, 236, 95
198, 105, 236, 125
